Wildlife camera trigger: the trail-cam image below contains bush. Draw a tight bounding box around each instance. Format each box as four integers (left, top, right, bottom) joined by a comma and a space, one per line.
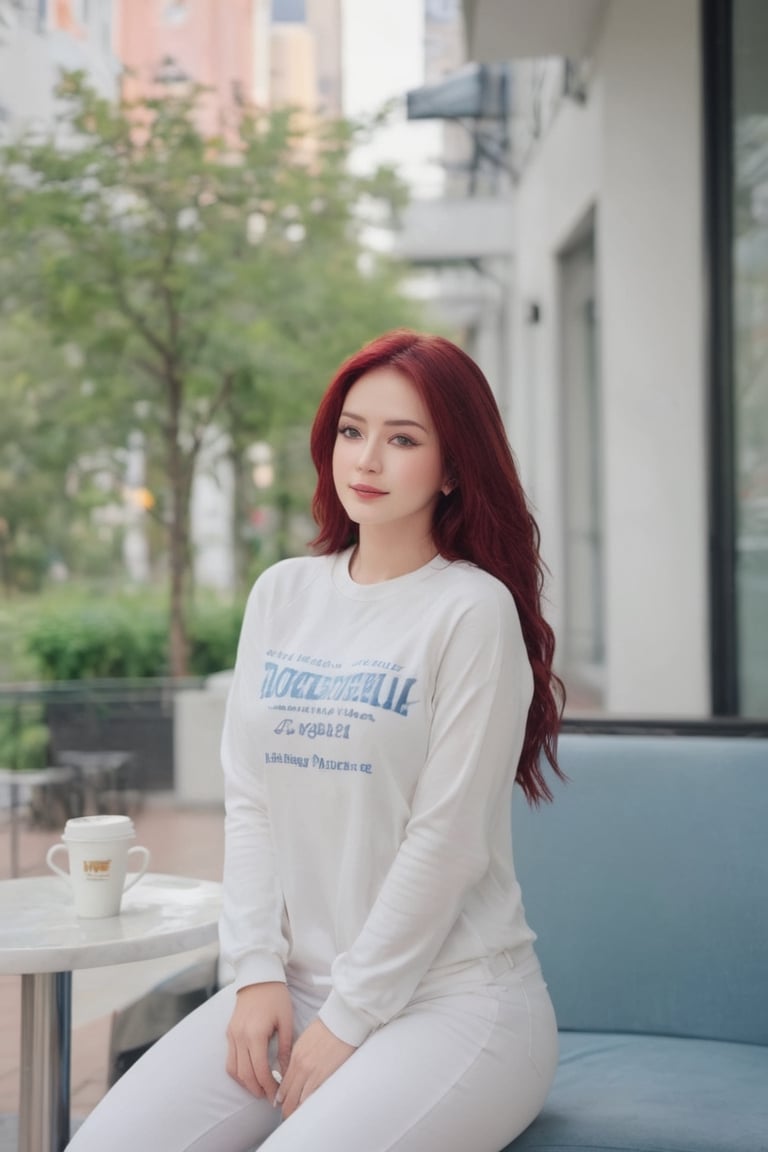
0, 701, 50, 770
26, 604, 168, 680
188, 604, 244, 677
25, 598, 244, 680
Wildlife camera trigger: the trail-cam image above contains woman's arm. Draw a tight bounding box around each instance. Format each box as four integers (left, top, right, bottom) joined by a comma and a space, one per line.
218, 582, 296, 1100
219, 583, 291, 989
319, 587, 533, 1046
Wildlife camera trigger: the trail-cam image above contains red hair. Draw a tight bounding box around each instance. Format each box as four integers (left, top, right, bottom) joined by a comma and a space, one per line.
310, 330, 565, 804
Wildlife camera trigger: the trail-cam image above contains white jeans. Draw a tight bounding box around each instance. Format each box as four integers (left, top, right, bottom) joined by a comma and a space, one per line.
66, 947, 558, 1152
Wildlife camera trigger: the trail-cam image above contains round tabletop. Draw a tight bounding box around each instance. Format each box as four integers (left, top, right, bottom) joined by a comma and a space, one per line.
0, 873, 222, 974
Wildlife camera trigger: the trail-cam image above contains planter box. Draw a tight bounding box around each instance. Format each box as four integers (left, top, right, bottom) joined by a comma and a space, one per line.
173, 677, 230, 805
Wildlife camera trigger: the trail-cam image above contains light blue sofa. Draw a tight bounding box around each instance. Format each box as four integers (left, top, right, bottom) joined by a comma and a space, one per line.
505, 731, 768, 1152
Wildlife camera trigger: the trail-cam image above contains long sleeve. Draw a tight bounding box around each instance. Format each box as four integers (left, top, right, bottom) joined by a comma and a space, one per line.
219, 584, 291, 990
318, 589, 533, 1046
215, 553, 538, 1044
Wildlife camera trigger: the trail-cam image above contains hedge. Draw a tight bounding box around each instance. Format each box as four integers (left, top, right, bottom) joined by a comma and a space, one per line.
25, 600, 245, 681
0, 701, 50, 770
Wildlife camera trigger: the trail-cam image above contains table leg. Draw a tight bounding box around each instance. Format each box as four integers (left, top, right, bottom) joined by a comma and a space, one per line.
9, 780, 19, 878
19, 971, 72, 1152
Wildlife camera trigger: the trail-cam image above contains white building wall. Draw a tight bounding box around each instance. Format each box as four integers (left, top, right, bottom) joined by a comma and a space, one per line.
598, 0, 708, 714
508, 0, 709, 714
510, 81, 602, 651
0, 1, 119, 134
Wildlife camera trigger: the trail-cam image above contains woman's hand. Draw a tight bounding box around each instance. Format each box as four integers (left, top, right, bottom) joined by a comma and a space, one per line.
226, 981, 293, 1103
276, 1018, 356, 1118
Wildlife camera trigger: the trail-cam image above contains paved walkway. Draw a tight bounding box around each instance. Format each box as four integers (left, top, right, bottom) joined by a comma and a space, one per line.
0, 795, 225, 1149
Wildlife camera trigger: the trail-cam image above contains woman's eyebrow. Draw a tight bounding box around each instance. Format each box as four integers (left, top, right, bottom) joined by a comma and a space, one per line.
340, 410, 428, 432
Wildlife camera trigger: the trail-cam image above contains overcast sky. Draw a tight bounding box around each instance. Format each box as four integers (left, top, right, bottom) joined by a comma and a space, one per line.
341, 0, 444, 196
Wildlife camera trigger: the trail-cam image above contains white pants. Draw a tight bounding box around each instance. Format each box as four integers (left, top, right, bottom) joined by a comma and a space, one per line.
66, 947, 558, 1152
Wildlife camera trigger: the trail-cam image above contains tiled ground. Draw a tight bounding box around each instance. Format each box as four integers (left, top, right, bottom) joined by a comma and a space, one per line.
0, 796, 225, 1144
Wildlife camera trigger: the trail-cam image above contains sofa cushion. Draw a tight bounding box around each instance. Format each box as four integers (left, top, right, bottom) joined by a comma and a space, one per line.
503, 1031, 768, 1152
512, 735, 768, 1045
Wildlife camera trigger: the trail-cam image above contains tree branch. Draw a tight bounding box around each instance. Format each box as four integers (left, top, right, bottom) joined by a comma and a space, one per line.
190, 370, 234, 457
107, 253, 172, 362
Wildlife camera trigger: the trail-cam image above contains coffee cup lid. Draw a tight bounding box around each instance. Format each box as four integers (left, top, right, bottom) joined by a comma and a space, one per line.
62, 815, 136, 842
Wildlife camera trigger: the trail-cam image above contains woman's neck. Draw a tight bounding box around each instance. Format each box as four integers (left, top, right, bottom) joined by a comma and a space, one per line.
349, 529, 438, 585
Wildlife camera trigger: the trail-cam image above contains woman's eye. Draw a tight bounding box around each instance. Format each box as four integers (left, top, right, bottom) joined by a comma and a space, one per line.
338, 425, 361, 439
392, 434, 416, 447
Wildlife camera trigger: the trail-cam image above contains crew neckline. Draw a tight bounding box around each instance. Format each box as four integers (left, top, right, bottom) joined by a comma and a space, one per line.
331, 546, 450, 600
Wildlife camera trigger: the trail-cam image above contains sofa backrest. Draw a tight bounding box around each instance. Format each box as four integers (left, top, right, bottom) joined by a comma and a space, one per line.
512, 733, 768, 1046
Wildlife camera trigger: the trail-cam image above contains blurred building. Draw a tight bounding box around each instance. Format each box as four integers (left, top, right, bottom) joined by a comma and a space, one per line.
270, 0, 342, 116
115, 0, 342, 121
400, 0, 768, 720
398, 1, 515, 444
116, 0, 271, 135
270, 12, 316, 111
0, 0, 119, 133
306, 0, 342, 117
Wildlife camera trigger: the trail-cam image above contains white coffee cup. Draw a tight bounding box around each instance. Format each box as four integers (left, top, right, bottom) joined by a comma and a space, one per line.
46, 815, 151, 919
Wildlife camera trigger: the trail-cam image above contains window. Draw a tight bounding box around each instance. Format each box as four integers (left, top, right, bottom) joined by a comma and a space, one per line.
560, 226, 604, 710
705, 0, 768, 717
732, 0, 768, 714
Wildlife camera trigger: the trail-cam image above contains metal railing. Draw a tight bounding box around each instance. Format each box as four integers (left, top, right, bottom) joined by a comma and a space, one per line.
0, 678, 206, 792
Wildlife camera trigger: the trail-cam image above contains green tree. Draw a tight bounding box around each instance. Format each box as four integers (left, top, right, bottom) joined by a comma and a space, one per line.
0, 74, 419, 674
0, 311, 103, 593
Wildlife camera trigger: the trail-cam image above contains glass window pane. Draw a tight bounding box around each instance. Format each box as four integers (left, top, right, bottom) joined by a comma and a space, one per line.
733, 0, 768, 715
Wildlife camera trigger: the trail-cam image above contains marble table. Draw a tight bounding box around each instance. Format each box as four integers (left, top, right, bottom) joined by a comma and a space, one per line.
0, 872, 222, 1152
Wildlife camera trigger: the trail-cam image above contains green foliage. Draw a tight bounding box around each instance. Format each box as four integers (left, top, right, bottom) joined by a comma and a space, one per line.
26, 604, 167, 680
0, 595, 48, 682
0, 311, 95, 594
187, 603, 245, 677
0, 701, 50, 771
24, 596, 245, 680
0, 532, 48, 593
0, 73, 422, 670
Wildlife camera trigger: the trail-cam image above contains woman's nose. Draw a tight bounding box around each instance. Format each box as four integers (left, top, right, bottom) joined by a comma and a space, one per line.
357, 439, 381, 472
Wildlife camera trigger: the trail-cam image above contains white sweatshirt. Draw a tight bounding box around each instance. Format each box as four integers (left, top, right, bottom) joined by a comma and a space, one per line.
219, 547, 536, 1047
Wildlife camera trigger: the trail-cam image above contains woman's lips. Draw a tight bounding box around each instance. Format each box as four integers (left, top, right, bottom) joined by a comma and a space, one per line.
350, 484, 388, 498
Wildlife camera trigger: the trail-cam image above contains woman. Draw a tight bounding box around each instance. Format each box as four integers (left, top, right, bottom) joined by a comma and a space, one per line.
67, 330, 565, 1152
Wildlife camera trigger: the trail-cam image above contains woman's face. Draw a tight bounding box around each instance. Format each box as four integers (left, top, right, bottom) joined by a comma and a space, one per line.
332, 367, 449, 540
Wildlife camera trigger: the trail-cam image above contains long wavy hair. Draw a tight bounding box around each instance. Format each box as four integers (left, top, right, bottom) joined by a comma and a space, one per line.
310, 329, 565, 804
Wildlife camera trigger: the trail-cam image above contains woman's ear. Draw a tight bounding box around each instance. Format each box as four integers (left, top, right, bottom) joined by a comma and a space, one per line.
441, 477, 457, 496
